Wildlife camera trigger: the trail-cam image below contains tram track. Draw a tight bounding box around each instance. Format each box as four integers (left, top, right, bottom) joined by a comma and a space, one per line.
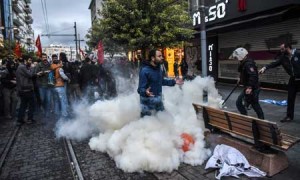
0, 125, 20, 174
0, 119, 74, 179
0, 119, 85, 180
63, 138, 84, 180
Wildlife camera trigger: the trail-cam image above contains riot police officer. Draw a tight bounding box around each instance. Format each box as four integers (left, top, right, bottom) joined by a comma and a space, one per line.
232, 47, 264, 119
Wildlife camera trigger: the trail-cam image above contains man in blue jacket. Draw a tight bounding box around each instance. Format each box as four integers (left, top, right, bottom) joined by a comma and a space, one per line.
137, 49, 183, 117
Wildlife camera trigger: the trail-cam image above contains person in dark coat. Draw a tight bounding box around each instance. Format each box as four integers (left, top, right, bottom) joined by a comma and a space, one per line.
232, 47, 264, 119
1, 60, 18, 119
16, 57, 39, 125
80, 57, 99, 102
180, 58, 188, 80
173, 58, 179, 78
259, 43, 300, 122
68, 61, 82, 102
80, 57, 98, 91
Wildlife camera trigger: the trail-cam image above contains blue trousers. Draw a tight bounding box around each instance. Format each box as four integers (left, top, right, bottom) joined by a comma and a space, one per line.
140, 95, 164, 117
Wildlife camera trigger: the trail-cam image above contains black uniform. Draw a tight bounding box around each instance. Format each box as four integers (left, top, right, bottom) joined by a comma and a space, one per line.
236, 58, 264, 119
265, 49, 300, 120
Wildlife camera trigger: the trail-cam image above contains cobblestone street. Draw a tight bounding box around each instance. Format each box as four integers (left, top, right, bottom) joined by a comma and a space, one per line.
0, 116, 73, 180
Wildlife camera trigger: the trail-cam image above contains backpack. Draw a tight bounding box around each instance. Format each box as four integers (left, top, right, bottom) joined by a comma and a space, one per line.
48, 70, 56, 86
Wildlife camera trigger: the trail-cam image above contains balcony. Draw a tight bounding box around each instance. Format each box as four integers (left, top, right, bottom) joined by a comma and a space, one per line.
27, 29, 34, 35
13, 17, 23, 27
13, 27, 20, 34
24, 0, 31, 4
25, 15, 33, 24
14, 33, 23, 41
26, 37, 33, 44
12, 1, 22, 13
24, 6, 32, 14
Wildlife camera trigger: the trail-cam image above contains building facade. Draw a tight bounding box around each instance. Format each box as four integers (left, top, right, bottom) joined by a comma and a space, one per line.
43, 44, 77, 61
0, 0, 34, 51
88, 0, 105, 24
188, 0, 300, 88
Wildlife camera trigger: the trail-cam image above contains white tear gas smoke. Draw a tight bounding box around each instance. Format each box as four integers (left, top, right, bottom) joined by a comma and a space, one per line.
56, 76, 223, 172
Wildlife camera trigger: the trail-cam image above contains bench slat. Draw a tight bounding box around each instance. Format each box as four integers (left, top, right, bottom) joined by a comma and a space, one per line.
205, 105, 275, 124
209, 120, 279, 145
209, 112, 280, 134
230, 117, 280, 134
281, 133, 300, 147
207, 109, 278, 131
205, 106, 277, 128
209, 122, 282, 147
208, 115, 282, 140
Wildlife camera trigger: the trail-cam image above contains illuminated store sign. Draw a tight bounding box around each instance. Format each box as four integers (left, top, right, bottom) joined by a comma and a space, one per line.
193, 0, 229, 26
208, 44, 214, 72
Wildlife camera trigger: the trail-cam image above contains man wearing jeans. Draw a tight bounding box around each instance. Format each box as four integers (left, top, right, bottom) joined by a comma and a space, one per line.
50, 60, 70, 119
35, 53, 51, 117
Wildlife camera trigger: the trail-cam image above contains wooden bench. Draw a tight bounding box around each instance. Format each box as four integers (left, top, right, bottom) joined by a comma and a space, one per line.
192, 103, 300, 151
193, 103, 300, 176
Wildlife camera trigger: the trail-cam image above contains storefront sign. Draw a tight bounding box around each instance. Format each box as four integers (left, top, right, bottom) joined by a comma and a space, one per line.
192, 0, 300, 28
207, 36, 218, 79
193, 0, 228, 26
208, 44, 214, 72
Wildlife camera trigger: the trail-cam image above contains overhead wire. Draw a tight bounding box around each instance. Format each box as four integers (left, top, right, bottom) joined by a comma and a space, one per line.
43, 0, 50, 35
40, 0, 48, 34
49, 27, 74, 34
41, 0, 50, 37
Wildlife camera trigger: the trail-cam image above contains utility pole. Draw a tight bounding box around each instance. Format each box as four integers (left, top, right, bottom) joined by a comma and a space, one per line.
199, 0, 208, 102
75, 34, 84, 60
7, 0, 13, 57
200, 0, 207, 77
74, 22, 78, 59
41, 22, 79, 59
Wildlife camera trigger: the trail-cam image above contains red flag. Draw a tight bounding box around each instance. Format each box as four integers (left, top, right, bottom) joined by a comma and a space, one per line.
79, 48, 85, 57
238, 0, 246, 11
97, 41, 104, 65
35, 35, 42, 57
14, 41, 22, 58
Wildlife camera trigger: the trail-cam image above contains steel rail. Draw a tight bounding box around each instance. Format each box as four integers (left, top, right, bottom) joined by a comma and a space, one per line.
0, 126, 20, 172
63, 138, 84, 180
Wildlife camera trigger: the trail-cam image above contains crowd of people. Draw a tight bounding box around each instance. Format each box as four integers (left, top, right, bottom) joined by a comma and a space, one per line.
0, 52, 118, 125
3, 44, 298, 125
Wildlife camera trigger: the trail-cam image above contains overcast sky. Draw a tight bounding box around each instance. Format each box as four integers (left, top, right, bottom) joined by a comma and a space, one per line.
31, 0, 91, 49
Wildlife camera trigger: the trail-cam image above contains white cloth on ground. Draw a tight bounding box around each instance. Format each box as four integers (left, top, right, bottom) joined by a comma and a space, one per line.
205, 144, 266, 179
